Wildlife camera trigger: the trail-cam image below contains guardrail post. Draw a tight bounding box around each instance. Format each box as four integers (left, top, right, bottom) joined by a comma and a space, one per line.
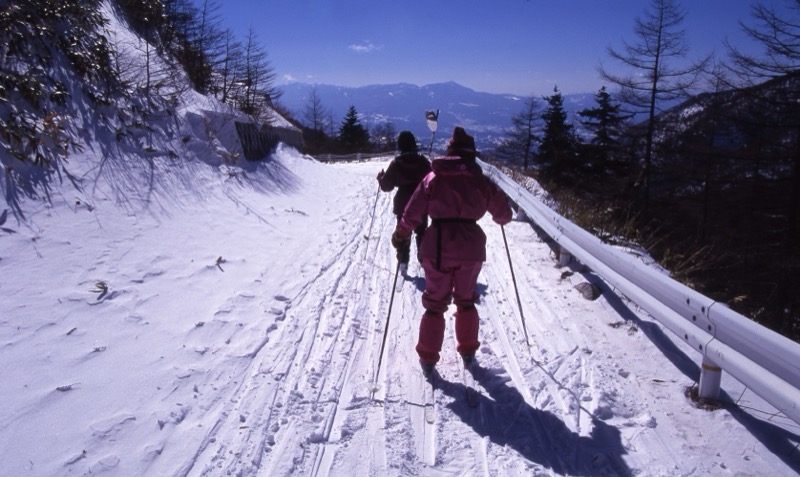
558, 246, 571, 267
698, 356, 722, 400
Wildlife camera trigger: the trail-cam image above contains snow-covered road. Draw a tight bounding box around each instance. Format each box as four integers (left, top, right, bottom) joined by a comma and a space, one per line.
1, 147, 797, 476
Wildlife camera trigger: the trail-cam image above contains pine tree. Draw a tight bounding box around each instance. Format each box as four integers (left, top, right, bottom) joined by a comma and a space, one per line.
539, 86, 578, 179
337, 106, 370, 153
578, 86, 629, 174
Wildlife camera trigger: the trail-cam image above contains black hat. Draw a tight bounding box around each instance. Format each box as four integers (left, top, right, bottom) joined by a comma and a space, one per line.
397, 131, 417, 152
445, 126, 476, 159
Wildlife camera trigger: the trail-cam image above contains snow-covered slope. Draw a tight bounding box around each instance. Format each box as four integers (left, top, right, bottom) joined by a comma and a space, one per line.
1, 132, 797, 475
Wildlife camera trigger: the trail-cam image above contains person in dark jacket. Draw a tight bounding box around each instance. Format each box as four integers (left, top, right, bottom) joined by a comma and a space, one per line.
392, 127, 512, 375
377, 131, 431, 274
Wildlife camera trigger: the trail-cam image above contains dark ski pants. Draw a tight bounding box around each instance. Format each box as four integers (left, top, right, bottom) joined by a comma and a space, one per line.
415, 258, 482, 364
395, 215, 427, 264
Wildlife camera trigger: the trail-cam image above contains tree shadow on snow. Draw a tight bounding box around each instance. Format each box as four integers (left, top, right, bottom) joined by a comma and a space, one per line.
234, 154, 301, 196
2, 110, 303, 221
436, 367, 633, 476
78, 140, 301, 219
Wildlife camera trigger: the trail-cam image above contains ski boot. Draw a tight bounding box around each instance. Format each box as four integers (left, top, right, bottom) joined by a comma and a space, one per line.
399, 261, 408, 276
461, 354, 476, 368
420, 361, 435, 379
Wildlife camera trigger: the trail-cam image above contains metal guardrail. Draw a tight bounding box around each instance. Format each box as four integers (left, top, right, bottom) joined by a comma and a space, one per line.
480, 160, 800, 426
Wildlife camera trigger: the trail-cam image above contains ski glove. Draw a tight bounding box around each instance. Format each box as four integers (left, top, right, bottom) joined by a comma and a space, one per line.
376, 169, 385, 182
391, 228, 411, 249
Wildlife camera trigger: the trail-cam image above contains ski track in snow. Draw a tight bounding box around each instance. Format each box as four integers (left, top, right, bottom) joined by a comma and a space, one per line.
1, 149, 798, 477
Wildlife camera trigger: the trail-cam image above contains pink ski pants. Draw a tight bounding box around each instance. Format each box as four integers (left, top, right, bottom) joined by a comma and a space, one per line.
415, 258, 483, 364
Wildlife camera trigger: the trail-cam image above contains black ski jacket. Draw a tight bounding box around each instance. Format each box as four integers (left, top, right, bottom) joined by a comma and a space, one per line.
378, 152, 431, 216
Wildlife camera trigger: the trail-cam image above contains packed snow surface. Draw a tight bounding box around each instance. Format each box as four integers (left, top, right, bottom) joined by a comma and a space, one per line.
1, 134, 798, 476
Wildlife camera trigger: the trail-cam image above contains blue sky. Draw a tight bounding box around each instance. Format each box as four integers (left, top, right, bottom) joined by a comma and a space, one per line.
210, 0, 775, 96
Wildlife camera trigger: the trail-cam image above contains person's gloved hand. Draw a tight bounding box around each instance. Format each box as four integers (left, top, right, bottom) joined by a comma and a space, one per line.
391, 227, 411, 249
376, 169, 385, 181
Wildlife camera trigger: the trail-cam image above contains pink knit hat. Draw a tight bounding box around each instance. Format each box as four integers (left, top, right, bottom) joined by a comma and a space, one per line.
445, 126, 476, 159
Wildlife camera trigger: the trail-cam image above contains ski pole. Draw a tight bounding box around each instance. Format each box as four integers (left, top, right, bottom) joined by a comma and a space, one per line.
503, 226, 587, 452
501, 225, 530, 347
362, 184, 382, 261
372, 260, 402, 400
366, 183, 381, 237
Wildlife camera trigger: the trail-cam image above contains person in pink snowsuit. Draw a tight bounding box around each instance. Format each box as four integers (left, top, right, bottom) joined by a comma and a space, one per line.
392, 126, 513, 371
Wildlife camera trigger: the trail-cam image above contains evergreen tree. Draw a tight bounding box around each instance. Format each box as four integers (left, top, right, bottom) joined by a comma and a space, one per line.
539, 87, 578, 179
337, 106, 370, 153
495, 96, 541, 171
578, 86, 629, 174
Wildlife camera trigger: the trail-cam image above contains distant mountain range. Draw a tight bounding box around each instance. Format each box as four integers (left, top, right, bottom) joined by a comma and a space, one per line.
277, 82, 596, 151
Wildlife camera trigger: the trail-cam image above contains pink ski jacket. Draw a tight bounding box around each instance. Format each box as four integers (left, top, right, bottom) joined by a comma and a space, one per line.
398, 157, 512, 264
